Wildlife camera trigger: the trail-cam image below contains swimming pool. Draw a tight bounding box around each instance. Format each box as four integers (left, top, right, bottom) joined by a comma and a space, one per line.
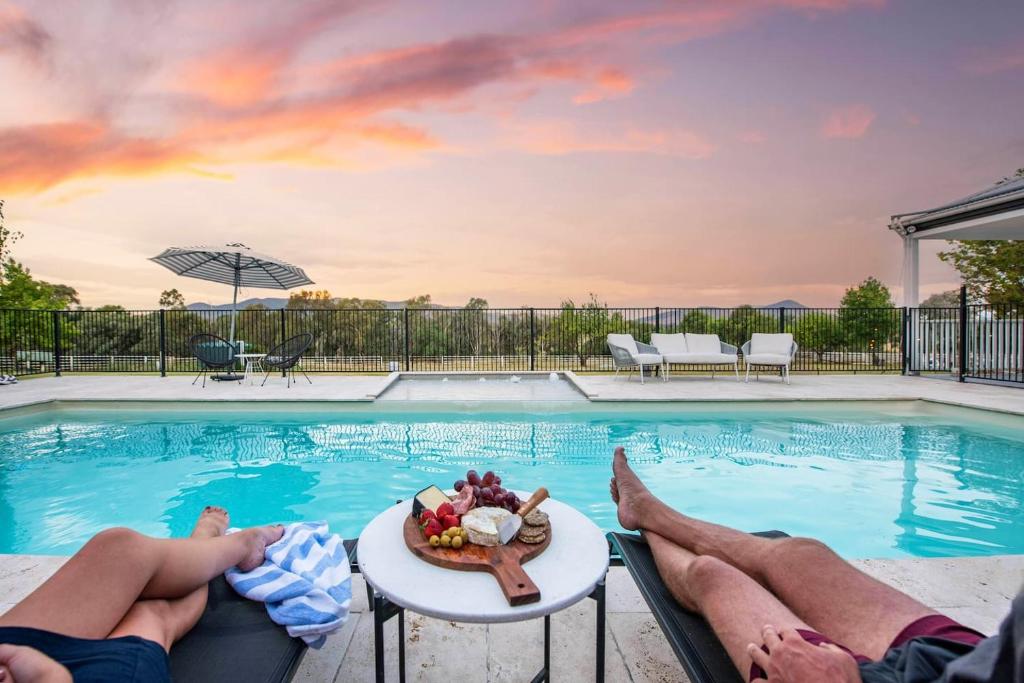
0, 401, 1021, 558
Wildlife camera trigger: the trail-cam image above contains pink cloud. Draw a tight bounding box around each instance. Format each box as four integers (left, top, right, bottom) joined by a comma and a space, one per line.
509, 120, 715, 159
738, 130, 767, 144
0, 1, 51, 64
962, 45, 1024, 75
821, 104, 876, 139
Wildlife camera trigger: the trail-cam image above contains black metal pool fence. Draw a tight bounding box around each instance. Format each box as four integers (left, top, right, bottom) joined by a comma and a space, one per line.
1, 295, 1021, 385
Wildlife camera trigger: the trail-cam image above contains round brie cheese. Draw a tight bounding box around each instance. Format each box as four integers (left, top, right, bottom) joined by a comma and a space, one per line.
462, 506, 512, 547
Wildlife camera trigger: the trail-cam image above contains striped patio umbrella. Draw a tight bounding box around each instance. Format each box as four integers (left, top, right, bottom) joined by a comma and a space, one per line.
149, 243, 313, 344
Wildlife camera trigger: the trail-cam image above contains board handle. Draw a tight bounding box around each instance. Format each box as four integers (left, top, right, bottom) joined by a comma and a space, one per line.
517, 487, 549, 518
490, 553, 542, 606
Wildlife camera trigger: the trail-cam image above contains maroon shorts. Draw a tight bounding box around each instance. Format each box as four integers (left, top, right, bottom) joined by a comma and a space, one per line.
748, 614, 986, 681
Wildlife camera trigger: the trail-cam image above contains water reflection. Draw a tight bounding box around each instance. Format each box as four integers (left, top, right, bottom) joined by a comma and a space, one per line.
0, 410, 1021, 557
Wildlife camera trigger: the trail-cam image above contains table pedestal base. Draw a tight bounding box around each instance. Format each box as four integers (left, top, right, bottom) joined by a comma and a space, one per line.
370, 581, 606, 683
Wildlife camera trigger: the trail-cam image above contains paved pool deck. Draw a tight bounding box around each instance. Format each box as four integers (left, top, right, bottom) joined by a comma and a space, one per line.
0, 373, 1021, 681
0, 554, 1020, 682
1, 372, 1023, 416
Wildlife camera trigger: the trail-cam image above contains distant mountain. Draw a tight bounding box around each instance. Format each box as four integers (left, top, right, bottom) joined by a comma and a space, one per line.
187, 297, 439, 311
760, 299, 807, 309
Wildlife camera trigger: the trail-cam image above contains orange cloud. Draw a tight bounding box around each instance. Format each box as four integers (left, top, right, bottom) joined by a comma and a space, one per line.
821, 104, 876, 139
178, 52, 284, 107
509, 120, 714, 159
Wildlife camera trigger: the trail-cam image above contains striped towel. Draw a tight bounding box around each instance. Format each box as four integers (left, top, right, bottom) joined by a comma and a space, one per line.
225, 521, 352, 648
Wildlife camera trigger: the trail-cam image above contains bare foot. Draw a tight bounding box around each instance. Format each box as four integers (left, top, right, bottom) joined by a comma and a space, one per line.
612, 447, 653, 531
191, 506, 229, 539
237, 524, 285, 572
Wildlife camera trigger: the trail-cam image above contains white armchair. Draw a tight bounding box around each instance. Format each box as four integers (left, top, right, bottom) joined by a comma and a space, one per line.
741, 333, 798, 384
607, 333, 664, 384
651, 333, 739, 380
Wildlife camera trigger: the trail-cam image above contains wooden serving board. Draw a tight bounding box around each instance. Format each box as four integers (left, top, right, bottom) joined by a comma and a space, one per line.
403, 514, 552, 606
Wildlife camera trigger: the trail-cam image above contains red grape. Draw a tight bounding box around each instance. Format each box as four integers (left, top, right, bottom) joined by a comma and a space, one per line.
493, 493, 505, 505
467, 470, 481, 486
481, 486, 494, 501
482, 471, 495, 487
472, 485, 481, 497
454, 479, 466, 492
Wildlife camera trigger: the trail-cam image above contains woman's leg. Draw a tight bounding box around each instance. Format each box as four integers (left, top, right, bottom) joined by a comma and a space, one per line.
612, 447, 935, 660
0, 509, 282, 640
105, 507, 228, 650
645, 530, 812, 677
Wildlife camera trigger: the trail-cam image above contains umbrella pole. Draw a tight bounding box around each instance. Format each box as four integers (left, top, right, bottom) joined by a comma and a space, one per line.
229, 276, 239, 346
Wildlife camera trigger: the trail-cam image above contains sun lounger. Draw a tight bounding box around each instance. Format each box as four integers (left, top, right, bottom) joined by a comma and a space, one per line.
608, 531, 789, 683
169, 538, 359, 682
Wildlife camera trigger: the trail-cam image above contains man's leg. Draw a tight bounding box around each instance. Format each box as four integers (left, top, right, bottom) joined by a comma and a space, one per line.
0, 509, 283, 640
105, 506, 228, 650
612, 447, 935, 660
645, 530, 813, 677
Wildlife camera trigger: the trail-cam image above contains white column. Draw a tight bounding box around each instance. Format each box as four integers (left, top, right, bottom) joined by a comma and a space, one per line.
902, 236, 919, 307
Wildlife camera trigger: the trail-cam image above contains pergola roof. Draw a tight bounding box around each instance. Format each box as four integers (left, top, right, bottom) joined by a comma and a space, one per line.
889, 176, 1024, 240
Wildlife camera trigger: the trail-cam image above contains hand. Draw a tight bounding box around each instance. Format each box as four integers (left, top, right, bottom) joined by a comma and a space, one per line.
0, 644, 72, 683
748, 625, 862, 683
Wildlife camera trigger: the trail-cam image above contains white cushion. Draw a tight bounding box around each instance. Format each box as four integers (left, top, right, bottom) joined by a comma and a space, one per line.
633, 353, 663, 365
607, 334, 639, 356
663, 353, 735, 364
685, 333, 721, 354
650, 333, 687, 354
745, 352, 791, 366
750, 333, 793, 356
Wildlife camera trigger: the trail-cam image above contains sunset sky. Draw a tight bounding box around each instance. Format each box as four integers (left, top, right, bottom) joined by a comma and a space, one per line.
2, 0, 1022, 308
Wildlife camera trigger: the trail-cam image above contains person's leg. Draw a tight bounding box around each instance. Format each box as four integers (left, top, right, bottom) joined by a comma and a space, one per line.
612, 447, 936, 660
105, 507, 228, 650
645, 530, 813, 677
0, 510, 282, 641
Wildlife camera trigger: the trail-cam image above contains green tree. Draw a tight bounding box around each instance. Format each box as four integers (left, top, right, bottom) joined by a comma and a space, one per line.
159, 289, 186, 309
0, 261, 80, 309
920, 290, 960, 308
0, 200, 22, 285
404, 294, 433, 309
540, 294, 617, 368
287, 289, 337, 309
839, 276, 898, 364
713, 306, 777, 348
938, 241, 1024, 307
791, 312, 841, 362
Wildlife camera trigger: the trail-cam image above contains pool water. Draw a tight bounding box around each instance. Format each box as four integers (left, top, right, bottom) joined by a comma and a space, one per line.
0, 402, 1022, 558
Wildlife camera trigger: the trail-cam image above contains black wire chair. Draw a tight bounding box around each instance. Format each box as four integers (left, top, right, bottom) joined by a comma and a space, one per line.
261, 333, 314, 388
188, 334, 240, 388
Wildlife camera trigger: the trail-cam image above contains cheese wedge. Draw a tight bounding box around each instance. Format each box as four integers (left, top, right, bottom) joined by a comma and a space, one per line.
461, 507, 512, 547
411, 485, 451, 519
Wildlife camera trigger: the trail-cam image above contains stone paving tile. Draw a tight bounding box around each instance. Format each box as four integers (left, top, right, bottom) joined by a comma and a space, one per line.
609, 612, 689, 683
853, 556, 1024, 608
607, 566, 648, 613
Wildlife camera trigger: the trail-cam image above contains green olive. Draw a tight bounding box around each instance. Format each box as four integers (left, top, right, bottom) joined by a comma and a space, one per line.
451, 535, 463, 549
429, 535, 440, 547
440, 535, 452, 547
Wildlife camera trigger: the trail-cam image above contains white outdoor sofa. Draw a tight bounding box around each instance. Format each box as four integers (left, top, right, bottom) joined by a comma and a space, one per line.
741, 333, 798, 384
650, 333, 739, 380
607, 333, 664, 384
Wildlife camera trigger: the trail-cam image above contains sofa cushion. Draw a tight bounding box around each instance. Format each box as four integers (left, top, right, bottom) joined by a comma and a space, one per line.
633, 353, 663, 365
685, 333, 722, 354
750, 333, 793, 356
650, 333, 688, 354
607, 334, 639, 356
745, 352, 791, 366
663, 353, 735, 364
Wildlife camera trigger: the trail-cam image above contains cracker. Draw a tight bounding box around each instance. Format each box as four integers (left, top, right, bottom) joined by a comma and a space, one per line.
523, 509, 548, 527
517, 531, 546, 544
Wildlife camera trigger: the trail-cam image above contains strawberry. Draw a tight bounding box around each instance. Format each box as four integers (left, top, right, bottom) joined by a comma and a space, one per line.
422, 518, 444, 539
435, 502, 455, 518
442, 514, 460, 529
418, 509, 436, 526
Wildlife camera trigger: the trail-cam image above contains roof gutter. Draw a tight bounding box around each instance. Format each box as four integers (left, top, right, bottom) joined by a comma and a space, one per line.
889, 187, 1024, 236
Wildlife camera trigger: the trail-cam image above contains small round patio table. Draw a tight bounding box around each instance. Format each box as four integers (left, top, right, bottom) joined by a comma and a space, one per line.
358, 494, 610, 682
235, 353, 266, 385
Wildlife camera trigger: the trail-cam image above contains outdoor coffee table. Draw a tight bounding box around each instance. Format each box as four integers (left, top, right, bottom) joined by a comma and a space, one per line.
358, 495, 610, 682
235, 353, 266, 385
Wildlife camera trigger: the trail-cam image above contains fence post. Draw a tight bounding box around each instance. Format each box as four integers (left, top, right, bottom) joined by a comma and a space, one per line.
404, 308, 411, 371
778, 307, 786, 333
529, 308, 536, 371
159, 309, 167, 377
900, 307, 908, 375
279, 308, 287, 377
52, 311, 62, 377
655, 307, 660, 333
958, 285, 967, 382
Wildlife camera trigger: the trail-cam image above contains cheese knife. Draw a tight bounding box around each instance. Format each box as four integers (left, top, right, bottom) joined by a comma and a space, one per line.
497, 487, 549, 544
